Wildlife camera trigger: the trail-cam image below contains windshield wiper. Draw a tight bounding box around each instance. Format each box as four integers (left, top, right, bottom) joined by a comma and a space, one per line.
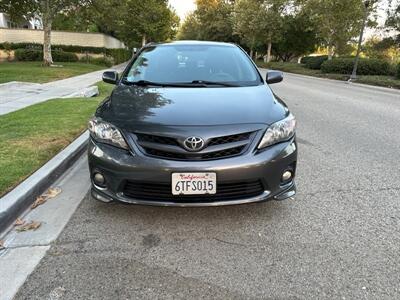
190, 80, 239, 87
121, 79, 239, 88
121, 79, 186, 87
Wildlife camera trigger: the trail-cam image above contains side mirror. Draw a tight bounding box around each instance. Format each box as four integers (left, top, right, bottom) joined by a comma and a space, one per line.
102, 71, 119, 84
266, 71, 283, 84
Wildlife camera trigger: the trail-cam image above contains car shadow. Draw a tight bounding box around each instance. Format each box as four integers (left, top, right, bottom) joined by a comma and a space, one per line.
89, 193, 291, 230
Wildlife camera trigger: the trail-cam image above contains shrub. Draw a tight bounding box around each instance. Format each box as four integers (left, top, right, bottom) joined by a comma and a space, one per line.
14, 48, 42, 61
52, 51, 78, 62
304, 55, 329, 69
321, 58, 394, 76
106, 48, 131, 64
300, 56, 312, 64
14, 49, 79, 62
1, 42, 131, 64
397, 63, 400, 79
80, 56, 113, 67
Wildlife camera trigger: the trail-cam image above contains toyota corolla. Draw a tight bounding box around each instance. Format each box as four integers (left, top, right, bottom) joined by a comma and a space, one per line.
88, 41, 297, 206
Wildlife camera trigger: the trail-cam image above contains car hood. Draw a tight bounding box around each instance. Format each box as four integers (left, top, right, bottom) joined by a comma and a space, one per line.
97, 84, 287, 130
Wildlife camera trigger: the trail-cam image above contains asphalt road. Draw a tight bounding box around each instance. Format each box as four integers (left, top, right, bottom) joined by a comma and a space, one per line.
14, 72, 400, 299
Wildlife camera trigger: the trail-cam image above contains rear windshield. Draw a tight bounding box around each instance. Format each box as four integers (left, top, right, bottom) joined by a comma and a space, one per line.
123, 44, 261, 86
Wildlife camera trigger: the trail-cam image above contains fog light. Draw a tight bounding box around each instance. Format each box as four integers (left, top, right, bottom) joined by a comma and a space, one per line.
93, 172, 106, 187
282, 170, 293, 182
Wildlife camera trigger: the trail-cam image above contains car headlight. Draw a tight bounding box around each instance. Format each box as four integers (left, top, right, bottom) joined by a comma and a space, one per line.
258, 113, 296, 149
88, 117, 129, 150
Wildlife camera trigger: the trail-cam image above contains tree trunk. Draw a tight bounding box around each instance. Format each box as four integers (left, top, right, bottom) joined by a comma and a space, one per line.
249, 48, 254, 60
266, 40, 272, 63
142, 35, 147, 46
350, 2, 369, 80
327, 45, 334, 60
43, 16, 53, 66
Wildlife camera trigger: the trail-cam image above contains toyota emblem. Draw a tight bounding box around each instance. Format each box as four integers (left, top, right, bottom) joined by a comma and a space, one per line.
183, 136, 205, 152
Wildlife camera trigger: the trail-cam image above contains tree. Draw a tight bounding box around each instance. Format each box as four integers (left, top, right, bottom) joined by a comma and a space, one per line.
177, 12, 202, 40
89, 0, 178, 47
234, 0, 288, 62
364, 36, 400, 61
234, 0, 266, 59
52, 6, 98, 32
1, 0, 80, 66
272, 13, 318, 61
304, 0, 378, 60
386, 0, 400, 49
178, 0, 236, 42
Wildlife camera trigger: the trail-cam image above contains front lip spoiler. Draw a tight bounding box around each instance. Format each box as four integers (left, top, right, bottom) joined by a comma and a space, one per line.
92, 188, 271, 207
91, 183, 296, 207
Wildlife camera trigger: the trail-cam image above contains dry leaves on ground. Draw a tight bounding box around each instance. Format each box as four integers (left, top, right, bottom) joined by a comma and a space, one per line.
44, 187, 62, 199
0, 240, 4, 250
31, 187, 62, 209
14, 218, 25, 226
15, 221, 41, 232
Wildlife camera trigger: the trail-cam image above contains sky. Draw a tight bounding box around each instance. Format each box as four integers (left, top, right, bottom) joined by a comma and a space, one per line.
169, 0, 196, 20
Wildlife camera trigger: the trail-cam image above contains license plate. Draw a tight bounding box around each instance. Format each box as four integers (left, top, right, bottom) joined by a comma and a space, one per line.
172, 173, 217, 195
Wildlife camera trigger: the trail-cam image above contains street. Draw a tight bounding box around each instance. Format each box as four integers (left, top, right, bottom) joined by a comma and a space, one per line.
10, 72, 400, 299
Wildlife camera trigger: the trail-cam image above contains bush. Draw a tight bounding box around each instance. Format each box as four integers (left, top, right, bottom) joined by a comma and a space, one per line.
397, 63, 400, 79
80, 56, 113, 67
106, 48, 131, 64
1, 42, 131, 64
300, 56, 312, 64
304, 55, 329, 69
321, 58, 395, 76
14, 48, 78, 62
52, 51, 79, 62
14, 48, 42, 61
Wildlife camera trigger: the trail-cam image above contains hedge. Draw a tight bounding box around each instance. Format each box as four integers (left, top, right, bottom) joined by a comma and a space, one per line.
79, 55, 113, 67
321, 58, 396, 76
300, 56, 312, 64
397, 63, 400, 79
106, 48, 131, 65
302, 55, 329, 69
14, 49, 79, 62
1, 42, 131, 64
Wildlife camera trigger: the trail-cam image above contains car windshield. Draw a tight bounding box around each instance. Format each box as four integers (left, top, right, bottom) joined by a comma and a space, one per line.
123, 44, 261, 87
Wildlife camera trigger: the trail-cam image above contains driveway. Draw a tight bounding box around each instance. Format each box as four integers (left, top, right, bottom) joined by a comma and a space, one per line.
0, 63, 126, 115
5, 72, 400, 299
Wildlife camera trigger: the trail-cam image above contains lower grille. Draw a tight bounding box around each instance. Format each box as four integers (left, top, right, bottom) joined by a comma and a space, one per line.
123, 180, 265, 203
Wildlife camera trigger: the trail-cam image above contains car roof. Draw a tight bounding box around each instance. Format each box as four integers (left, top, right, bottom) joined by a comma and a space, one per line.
146, 40, 236, 48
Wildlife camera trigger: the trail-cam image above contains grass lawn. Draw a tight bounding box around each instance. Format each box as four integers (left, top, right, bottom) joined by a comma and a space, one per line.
257, 61, 400, 89
0, 82, 114, 197
0, 61, 105, 84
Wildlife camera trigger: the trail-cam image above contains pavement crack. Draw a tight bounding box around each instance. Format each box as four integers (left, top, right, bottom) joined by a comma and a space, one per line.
213, 238, 251, 247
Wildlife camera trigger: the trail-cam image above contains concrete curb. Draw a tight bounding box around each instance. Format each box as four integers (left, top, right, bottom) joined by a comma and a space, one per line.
0, 131, 89, 233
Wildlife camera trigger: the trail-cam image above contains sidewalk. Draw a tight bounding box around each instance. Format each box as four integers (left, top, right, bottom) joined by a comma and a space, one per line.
0, 63, 126, 116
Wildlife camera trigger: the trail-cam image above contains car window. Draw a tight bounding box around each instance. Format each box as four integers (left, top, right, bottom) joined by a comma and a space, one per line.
124, 45, 261, 86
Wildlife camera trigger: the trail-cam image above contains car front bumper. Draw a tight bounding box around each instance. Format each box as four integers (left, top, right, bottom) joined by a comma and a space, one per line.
88, 137, 297, 207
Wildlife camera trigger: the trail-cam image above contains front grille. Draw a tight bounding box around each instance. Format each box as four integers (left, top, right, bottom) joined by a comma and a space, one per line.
208, 132, 252, 146
144, 145, 245, 160
133, 131, 255, 161
135, 133, 179, 146
123, 180, 265, 203
143, 147, 187, 160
